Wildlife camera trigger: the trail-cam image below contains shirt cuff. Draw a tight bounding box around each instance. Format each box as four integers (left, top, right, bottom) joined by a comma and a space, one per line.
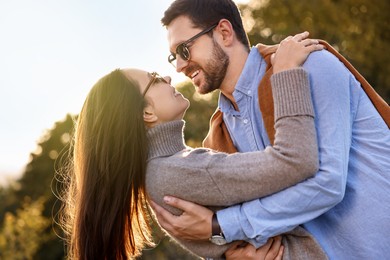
217, 204, 269, 247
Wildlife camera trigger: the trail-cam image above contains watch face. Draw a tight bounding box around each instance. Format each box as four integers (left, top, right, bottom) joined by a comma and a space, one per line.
210, 235, 227, 246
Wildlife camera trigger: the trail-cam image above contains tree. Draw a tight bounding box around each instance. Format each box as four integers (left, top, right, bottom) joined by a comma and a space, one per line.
0, 115, 75, 260
0, 198, 50, 260
178, 81, 219, 147
240, 0, 390, 102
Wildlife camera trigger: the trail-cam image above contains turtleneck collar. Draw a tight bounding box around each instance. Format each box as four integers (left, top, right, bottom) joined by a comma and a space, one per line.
146, 120, 187, 161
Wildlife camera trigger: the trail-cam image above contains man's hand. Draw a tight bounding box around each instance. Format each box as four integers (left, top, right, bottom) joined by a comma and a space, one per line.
225, 237, 284, 260
150, 196, 214, 240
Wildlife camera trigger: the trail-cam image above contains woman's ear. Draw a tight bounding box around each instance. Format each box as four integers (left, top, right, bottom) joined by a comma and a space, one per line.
143, 104, 158, 124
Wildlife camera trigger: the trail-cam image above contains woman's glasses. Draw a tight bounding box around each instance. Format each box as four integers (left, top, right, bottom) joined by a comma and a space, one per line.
168, 24, 217, 68
143, 72, 168, 96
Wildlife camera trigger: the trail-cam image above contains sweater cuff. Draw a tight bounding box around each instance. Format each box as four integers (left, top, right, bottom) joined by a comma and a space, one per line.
271, 68, 315, 121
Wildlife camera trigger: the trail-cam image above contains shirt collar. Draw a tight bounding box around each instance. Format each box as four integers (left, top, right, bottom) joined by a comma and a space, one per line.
219, 47, 264, 113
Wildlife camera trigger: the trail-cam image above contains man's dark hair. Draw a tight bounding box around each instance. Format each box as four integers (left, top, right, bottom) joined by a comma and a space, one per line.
161, 0, 250, 49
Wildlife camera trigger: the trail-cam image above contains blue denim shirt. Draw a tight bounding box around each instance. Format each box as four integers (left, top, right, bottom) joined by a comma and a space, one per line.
217, 47, 390, 259
218, 47, 270, 152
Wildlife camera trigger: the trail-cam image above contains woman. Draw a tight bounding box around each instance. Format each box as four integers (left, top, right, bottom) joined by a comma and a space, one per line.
60, 36, 325, 259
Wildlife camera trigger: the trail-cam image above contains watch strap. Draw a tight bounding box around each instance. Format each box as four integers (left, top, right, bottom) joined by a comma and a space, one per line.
211, 213, 223, 236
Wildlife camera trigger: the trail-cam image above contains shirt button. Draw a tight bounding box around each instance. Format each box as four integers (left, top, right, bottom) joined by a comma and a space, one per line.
243, 119, 248, 124
247, 90, 251, 95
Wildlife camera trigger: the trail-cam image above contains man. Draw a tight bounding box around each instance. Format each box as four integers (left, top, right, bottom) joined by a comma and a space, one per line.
152, 0, 390, 259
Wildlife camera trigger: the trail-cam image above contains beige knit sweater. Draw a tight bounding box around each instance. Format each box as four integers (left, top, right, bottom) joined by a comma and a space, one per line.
145, 68, 327, 259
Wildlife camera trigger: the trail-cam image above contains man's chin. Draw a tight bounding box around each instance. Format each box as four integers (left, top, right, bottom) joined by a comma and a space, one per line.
195, 84, 211, 95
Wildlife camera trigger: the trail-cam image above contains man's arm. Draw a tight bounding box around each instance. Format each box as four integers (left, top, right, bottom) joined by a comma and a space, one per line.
216, 50, 352, 246
152, 49, 352, 246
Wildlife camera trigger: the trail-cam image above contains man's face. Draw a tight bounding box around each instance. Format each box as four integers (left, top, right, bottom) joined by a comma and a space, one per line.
167, 16, 229, 94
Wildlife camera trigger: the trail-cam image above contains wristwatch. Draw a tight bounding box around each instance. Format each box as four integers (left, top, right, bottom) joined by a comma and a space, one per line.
209, 213, 227, 245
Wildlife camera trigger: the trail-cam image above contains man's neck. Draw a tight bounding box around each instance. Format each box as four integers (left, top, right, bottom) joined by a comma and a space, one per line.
220, 45, 250, 109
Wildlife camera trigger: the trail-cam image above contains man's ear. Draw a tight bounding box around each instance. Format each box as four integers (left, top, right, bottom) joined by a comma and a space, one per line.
143, 104, 158, 124
216, 19, 234, 46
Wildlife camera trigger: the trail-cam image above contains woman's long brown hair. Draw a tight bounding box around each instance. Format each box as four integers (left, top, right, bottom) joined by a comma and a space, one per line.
61, 69, 153, 259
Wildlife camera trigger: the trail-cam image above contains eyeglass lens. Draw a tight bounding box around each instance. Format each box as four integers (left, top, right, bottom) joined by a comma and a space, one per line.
143, 72, 167, 96
168, 23, 217, 67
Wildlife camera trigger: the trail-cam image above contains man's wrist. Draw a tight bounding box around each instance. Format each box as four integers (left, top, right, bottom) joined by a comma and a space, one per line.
209, 213, 227, 245
212, 213, 223, 236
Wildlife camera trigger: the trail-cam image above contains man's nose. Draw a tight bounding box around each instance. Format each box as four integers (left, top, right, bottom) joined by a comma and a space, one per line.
176, 56, 189, 73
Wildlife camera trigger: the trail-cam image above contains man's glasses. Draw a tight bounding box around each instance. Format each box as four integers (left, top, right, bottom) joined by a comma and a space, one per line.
143, 72, 168, 96
168, 24, 218, 68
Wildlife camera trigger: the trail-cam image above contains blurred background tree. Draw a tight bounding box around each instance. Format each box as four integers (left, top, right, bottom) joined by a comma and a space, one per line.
178, 82, 220, 148
0, 0, 388, 259
0, 115, 74, 260
0, 198, 50, 260
240, 0, 390, 102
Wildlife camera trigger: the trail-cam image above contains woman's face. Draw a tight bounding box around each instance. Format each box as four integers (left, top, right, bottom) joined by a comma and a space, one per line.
122, 68, 190, 124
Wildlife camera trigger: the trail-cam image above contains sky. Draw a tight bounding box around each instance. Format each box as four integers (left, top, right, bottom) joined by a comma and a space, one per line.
0, 0, 248, 185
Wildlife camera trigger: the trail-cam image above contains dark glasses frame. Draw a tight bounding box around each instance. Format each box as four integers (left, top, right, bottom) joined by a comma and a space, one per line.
168, 23, 218, 67
143, 72, 168, 96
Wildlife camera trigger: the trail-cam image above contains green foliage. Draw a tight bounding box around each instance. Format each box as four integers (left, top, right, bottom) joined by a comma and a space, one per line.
240, 0, 390, 102
0, 198, 50, 260
178, 81, 219, 147
17, 114, 74, 202
0, 115, 74, 260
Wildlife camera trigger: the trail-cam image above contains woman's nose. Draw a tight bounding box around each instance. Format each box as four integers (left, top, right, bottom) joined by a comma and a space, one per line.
164, 76, 172, 84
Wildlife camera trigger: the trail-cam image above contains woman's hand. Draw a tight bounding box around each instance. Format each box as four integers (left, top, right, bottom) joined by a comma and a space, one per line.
225, 236, 284, 260
272, 31, 324, 74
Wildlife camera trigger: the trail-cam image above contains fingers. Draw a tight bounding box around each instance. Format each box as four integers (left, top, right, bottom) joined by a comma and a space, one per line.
273, 31, 324, 73
292, 31, 309, 41
270, 53, 276, 66
282, 32, 320, 46
225, 242, 255, 260
149, 199, 161, 210
163, 196, 196, 212
267, 236, 282, 259
300, 38, 325, 50
301, 38, 319, 46
272, 235, 282, 247
150, 200, 176, 231
225, 238, 283, 260
226, 241, 246, 252
260, 237, 274, 252
282, 31, 309, 43
281, 31, 309, 44
241, 243, 257, 259
151, 198, 214, 240
275, 245, 284, 260
282, 35, 293, 42
308, 42, 325, 51
150, 200, 167, 217
150, 200, 187, 238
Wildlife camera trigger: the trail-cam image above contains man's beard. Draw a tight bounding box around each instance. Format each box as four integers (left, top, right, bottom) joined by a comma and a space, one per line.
196, 40, 229, 94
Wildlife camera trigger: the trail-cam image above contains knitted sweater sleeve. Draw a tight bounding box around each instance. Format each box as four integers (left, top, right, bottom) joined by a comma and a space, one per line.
146, 68, 320, 259
147, 68, 318, 209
